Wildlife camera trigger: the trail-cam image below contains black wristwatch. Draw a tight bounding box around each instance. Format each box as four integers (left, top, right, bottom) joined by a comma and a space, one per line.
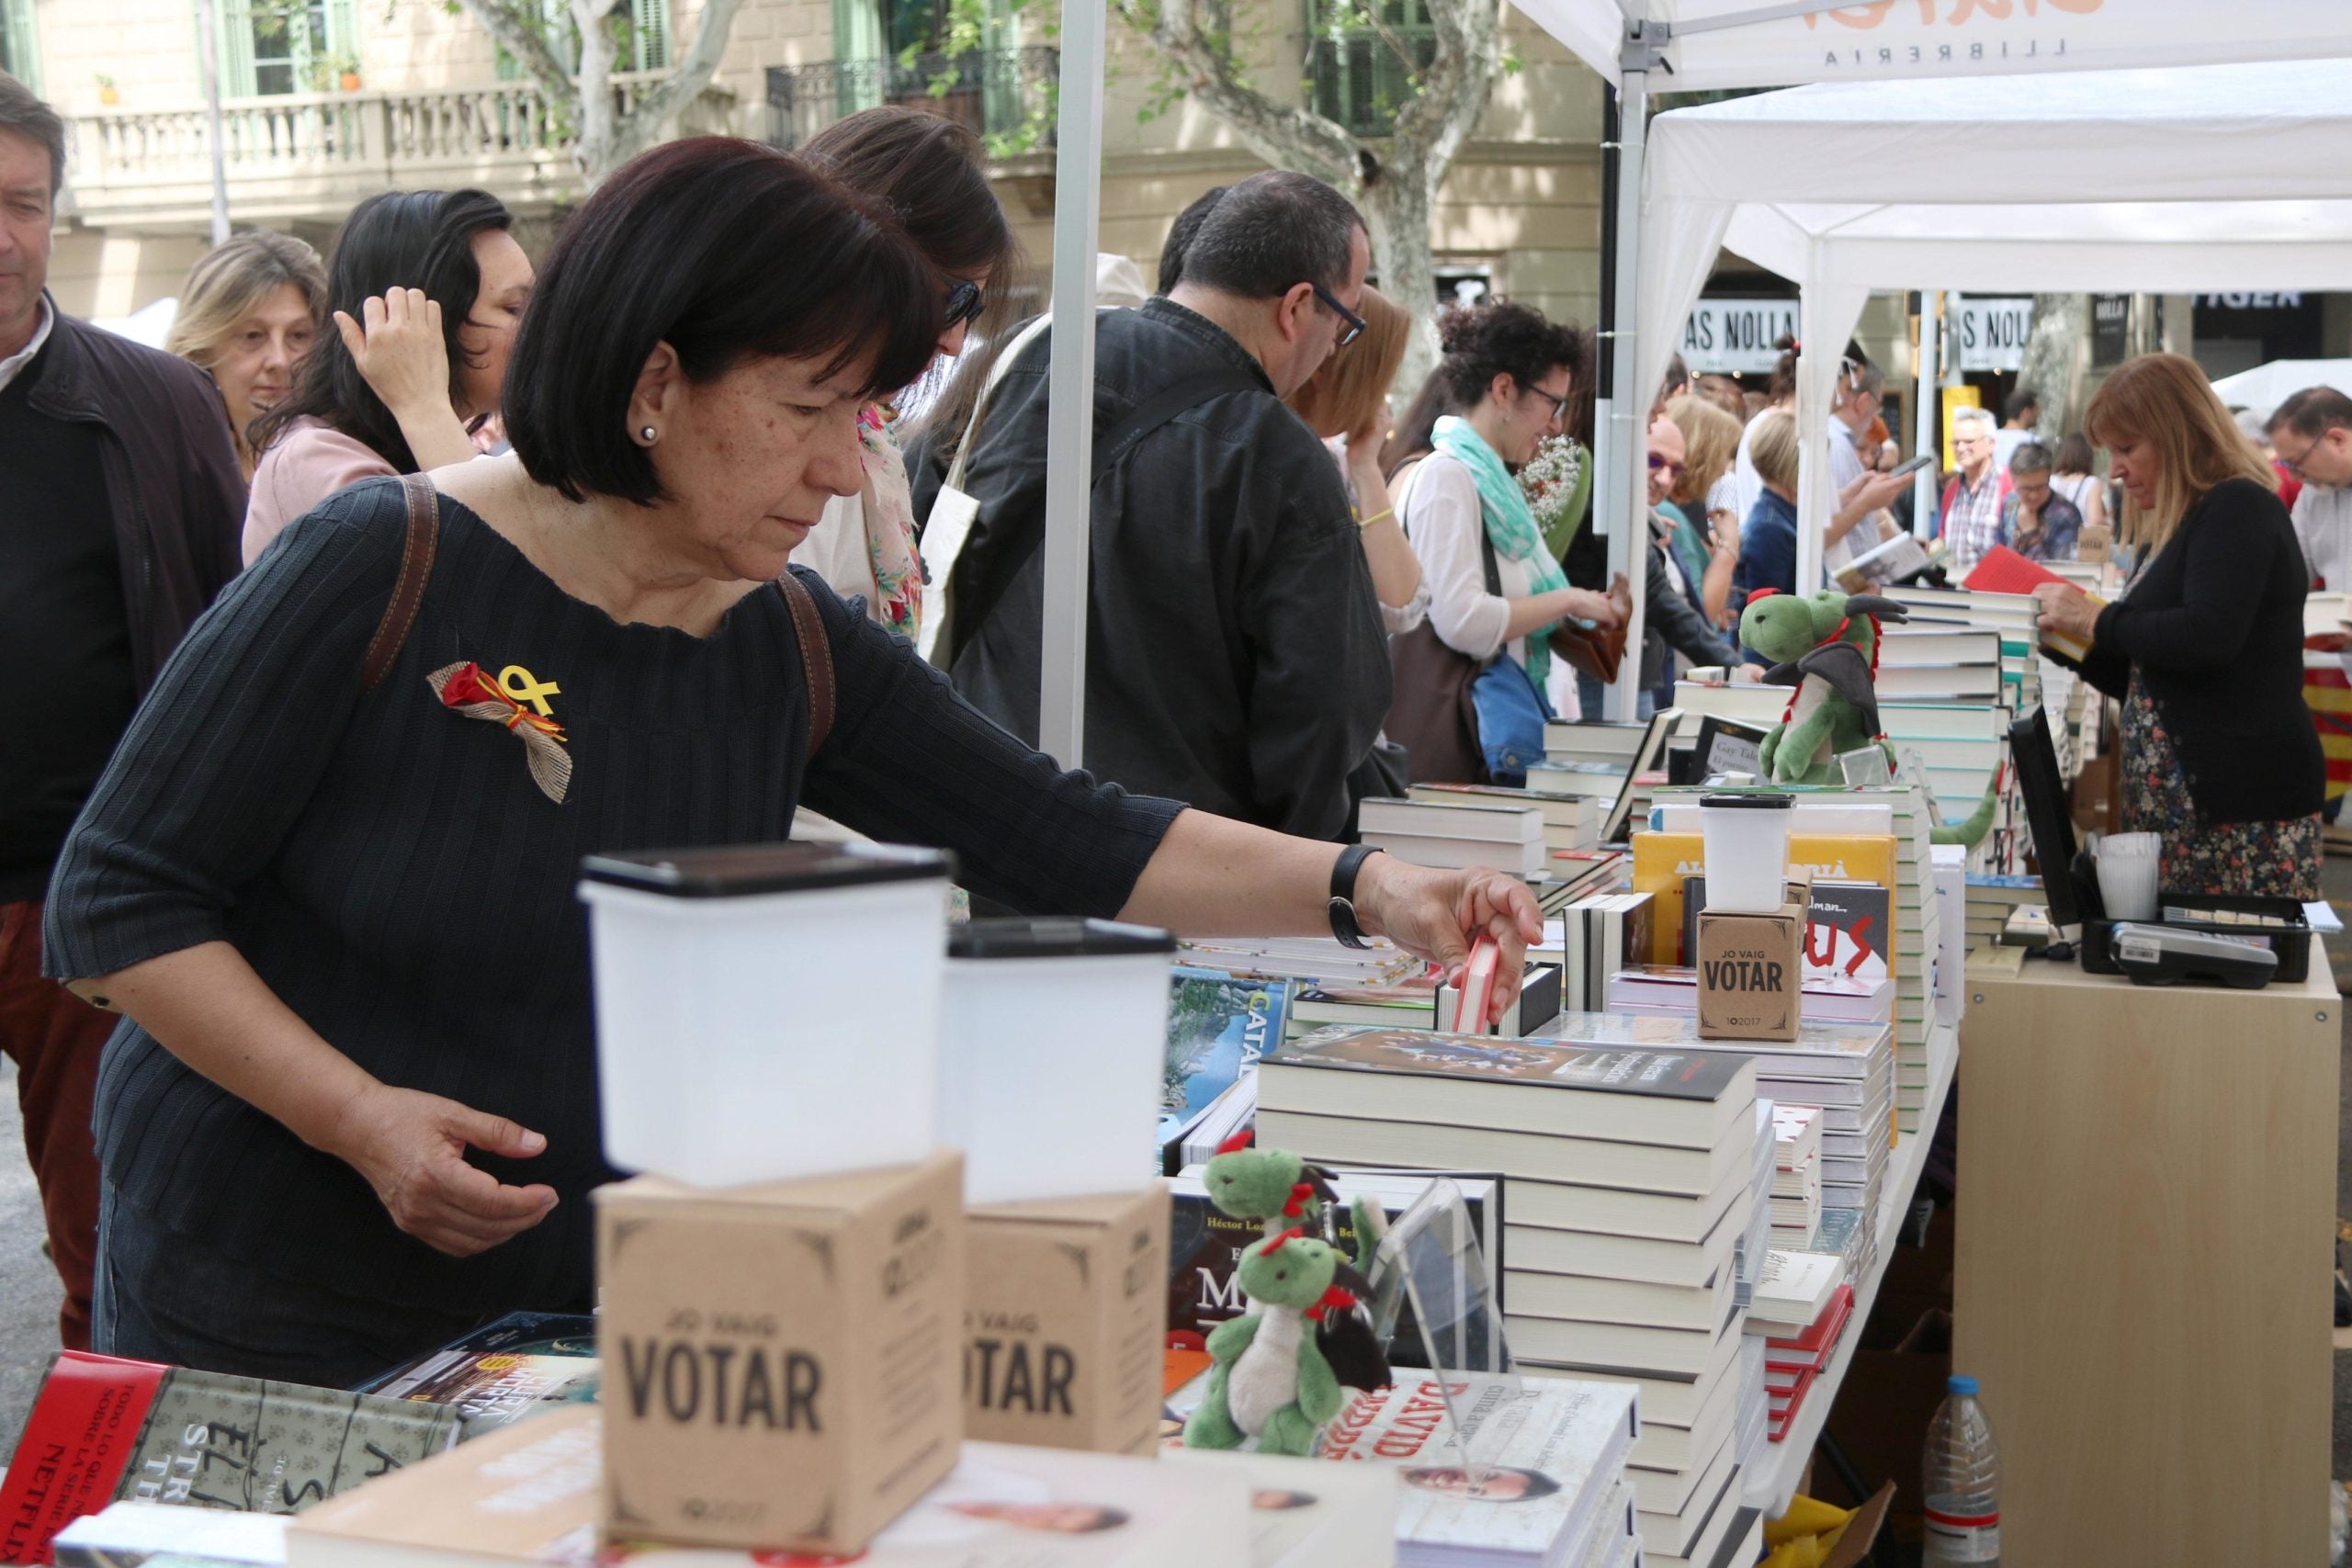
1329, 844, 1385, 949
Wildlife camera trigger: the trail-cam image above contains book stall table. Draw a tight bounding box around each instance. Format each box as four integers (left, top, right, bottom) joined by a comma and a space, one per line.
1954, 957, 2336, 1567
1743, 1018, 1958, 1518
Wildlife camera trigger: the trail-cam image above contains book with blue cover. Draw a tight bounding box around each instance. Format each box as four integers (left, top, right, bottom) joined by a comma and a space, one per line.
1159, 966, 1292, 1173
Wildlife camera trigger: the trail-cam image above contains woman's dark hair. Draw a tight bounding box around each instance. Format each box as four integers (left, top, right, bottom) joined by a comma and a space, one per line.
1382, 301, 1584, 474
250, 187, 512, 470
2053, 432, 2096, 476
1158, 185, 1229, 295
807, 107, 1030, 455
503, 137, 942, 505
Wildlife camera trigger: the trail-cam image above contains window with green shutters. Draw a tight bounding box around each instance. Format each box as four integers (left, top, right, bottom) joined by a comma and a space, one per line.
493, 0, 669, 81
204, 0, 358, 96
1305, 0, 1437, 138
0, 0, 38, 95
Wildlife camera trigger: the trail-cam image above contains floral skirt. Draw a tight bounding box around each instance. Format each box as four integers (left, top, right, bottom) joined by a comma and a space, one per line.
2120, 674, 2321, 900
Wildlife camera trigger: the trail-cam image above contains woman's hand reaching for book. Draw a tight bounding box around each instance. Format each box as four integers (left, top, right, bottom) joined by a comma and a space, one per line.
322, 1083, 560, 1258
1355, 856, 1545, 1026
2032, 581, 2098, 643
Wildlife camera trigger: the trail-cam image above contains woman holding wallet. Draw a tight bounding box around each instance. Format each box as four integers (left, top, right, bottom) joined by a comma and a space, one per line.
43, 139, 1542, 1387
2032, 353, 2324, 898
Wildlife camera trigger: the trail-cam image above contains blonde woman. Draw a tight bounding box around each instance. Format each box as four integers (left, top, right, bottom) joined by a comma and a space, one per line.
164, 231, 327, 481
1664, 393, 1744, 628
2034, 353, 2324, 897
1286, 284, 1425, 632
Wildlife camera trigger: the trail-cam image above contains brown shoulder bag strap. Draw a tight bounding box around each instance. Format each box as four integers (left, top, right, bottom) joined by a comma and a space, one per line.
777, 570, 837, 756
360, 473, 442, 696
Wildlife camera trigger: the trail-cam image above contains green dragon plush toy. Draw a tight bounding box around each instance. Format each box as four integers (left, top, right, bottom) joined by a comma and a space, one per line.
1182, 1226, 1381, 1455
1201, 1133, 1388, 1259
1736, 589, 1997, 847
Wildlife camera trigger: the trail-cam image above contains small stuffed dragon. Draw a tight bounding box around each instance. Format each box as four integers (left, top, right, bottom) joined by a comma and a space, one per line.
1182, 1134, 1394, 1454
1737, 589, 1996, 847
1182, 1226, 1380, 1455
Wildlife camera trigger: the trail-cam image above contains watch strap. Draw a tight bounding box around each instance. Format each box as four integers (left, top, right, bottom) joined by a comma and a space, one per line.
1329, 844, 1383, 949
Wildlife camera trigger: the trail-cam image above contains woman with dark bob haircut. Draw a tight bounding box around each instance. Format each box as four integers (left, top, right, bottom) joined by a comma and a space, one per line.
44, 138, 1540, 1385
243, 187, 533, 563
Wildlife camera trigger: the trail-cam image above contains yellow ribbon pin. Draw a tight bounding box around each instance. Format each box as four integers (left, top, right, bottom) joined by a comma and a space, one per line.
498, 664, 561, 718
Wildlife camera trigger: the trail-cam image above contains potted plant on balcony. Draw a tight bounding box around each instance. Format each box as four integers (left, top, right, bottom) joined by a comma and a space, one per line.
333, 53, 363, 93
96, 74, 119, 107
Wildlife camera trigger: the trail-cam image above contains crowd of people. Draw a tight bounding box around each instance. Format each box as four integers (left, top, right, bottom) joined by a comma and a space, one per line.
0, 61, 2330, 1381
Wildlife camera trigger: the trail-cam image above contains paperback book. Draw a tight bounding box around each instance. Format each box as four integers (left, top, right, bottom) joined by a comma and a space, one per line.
1160, 967, 1292, 1173
359, 1311, 597, 1437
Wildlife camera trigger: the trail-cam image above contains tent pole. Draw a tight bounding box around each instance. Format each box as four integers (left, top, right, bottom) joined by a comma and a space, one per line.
1913, 289, 1939, 537
1592, 86, 1618, 590
1604, 21, 1658, 723
1035, 0, 1108, 769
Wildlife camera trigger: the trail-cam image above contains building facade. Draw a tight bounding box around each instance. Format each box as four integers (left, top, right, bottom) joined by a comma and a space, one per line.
8, 0, 1609, 333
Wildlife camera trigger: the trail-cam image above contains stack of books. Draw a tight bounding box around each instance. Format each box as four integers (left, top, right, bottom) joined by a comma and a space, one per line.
1360, 795, 1548, 880
1605, 964, 1893, 1028
1159, 966, 1294, 1174
1668, 680, 1787, 739
1284, 976, 1442, 1040
1878, 701, 2010, 857
1770, 1105, 1823, 1248
1408, 780, 1601, 854
1871, 626, 2006, 704
1733, 1100, 1774, 1314
1250, 1027, 1761, 1568
1964, 873, 2046, 949
1761, 1283, 1857, 1445
1541, 1012, 1892, 1261
1177, 936, 1423, 987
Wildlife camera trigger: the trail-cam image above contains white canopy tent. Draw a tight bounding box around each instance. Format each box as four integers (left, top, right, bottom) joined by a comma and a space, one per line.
1637, 59, 2352, 588
2211, 358, 2352, 414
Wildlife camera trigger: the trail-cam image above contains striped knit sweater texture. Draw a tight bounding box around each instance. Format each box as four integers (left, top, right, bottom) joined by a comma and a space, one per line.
45, 478, 1181, 1314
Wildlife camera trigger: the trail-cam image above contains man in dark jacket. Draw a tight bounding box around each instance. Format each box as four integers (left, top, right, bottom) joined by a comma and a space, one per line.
0, 73, 244, 1348
920, 171, 1388, 841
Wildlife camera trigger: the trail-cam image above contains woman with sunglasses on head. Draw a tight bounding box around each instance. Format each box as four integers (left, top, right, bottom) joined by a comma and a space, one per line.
793, 107, 1014, 642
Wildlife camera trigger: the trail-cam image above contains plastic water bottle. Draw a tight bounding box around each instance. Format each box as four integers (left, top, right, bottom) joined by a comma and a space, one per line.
1922, 1373, 2002, 1564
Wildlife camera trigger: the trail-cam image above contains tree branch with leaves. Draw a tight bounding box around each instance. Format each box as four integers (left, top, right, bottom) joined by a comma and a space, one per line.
447, 0, 745, 184
1114, 0, 1508, 391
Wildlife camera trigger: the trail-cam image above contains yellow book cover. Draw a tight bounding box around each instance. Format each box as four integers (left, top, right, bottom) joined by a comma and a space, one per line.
1630, 832, 1899, 969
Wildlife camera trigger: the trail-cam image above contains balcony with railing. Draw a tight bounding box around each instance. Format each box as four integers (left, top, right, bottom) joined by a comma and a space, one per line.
763, 46, 1057, 159
62, 70, 737, 230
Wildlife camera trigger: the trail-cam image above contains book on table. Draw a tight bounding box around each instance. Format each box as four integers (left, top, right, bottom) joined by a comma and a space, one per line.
1160, 1450, 1396, 1568
1605, 964, 1893, 1026
1159, 966, 1292, 1174
51, 1503, 288, 1568
1747, 1249, 1844, 1335
1501, 1183, 1750, 1289
0, 1351, 464, 1564
359, 1311, 597, 1437
1533, 1013, 1891, 1084
1317, 1373, 1636, 1568
1408, 782, 1602, 852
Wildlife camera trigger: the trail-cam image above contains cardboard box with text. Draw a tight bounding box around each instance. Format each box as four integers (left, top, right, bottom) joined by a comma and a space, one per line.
1696, 897, 1806, 1041
965, 1184, 1170, 1454
594, 1151, 964, 1553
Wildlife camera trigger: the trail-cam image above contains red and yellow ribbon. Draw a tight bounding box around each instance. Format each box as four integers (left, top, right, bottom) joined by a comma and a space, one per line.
428, 660, 572, 804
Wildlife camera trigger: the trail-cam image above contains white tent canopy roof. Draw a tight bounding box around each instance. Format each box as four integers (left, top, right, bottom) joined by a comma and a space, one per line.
2211, 359, 2352, 413
1631, 58, 2352, 588
1510, 0, 2352, 96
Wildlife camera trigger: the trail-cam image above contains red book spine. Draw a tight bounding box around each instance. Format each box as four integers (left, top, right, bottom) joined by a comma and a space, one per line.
0, 1352, 170, 1565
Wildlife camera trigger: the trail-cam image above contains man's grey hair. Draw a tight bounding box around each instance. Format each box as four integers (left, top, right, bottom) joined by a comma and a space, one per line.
1951, 405, 1997, 440
1173, 170, 1363, 302
2008, 440, 2053, 477
0, 72, 64, 198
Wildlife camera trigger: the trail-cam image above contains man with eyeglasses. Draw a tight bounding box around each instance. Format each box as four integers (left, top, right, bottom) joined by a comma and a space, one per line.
1939, 404, 2011, 575
924, 169, 1388, 843
2267, 388, 2352, 591
1822, 350, 1910, 583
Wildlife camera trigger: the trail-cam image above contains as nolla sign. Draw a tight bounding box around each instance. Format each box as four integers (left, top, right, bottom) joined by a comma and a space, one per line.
1956, 297, 2034, 373
1682, 299, 1800, 376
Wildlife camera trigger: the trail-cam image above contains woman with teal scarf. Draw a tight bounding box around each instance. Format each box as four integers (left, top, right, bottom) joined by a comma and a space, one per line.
1389, 302, 1623, 782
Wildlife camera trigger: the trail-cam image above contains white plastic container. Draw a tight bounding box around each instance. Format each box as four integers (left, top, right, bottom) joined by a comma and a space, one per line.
2096, 832, 2161, 923
1698, 792, 1796, 912
579, 842, 950, 1187
938, 918, 1176, 1204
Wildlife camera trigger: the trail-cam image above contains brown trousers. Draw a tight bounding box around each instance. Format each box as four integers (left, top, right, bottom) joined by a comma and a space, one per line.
0, 899, 111, 1350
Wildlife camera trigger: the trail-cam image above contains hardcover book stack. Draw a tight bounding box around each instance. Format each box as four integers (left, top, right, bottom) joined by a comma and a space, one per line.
1605, 964, 1892, 1028
1409, 781, 1602, 855
1870, 626, 2006, 705
1877, 702, 2010, 863
1963, 874, 2046, 950
1539, 1012, 1890, 1272
1731, 1100, 1774, 1315
1361, 795, 1549, 880
1251, 1027, 1760, 1568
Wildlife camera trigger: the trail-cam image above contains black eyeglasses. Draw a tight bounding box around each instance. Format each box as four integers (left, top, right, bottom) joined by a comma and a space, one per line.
2279, 429, 2335, 479
1524, 383, 1569, 422
944, 278, 985, 330
1310, 282, 1365, 348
